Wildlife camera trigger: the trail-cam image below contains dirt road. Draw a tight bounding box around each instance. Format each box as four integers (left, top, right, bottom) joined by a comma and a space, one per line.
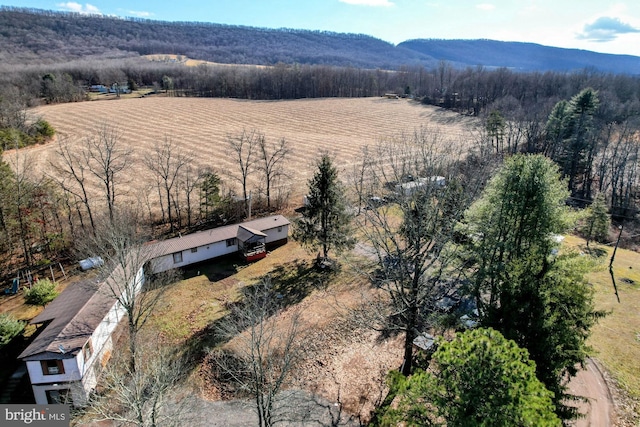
568, 358, 614, 426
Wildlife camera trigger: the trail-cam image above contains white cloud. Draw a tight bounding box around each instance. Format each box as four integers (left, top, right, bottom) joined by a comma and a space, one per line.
476, 3, 495, 11
128, 10, 153, 18
577, 16, 640, 42
339, 0, 395, 7
57, 2, 101, 14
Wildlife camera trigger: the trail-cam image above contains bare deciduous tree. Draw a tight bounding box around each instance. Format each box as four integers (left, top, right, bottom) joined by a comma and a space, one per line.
348, 145, 374, 215
178, 164, 202, 228
227, 129, 259, 218
3, 143, 55, 268
50, 136, 96, 233
144, 136, 192, 231
82, 124, 131, 224
354, 129, 473, 376
257, 135, 290, 209
211, 277, 304, 427
86, 338, 191, 427
77, 209, 178, 369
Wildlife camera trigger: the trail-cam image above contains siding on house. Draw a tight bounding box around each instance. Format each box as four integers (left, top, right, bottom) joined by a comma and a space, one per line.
19, 267, 142, 405
148, 215, 290, 273
19, 215, 290, 405
149, 239, 238, 273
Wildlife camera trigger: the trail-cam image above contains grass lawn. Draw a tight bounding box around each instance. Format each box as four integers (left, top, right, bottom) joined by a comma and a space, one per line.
145, 241, 330, 342
143, 238, 376, 399
564, 235, 640, 410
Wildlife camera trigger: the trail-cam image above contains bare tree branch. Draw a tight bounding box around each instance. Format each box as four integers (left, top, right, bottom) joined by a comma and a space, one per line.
144, 135, 192, 231
227, 129, 260, 218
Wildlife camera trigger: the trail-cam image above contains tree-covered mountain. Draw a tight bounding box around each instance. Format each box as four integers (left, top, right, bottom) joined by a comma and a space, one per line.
399, 39, 640, 74
0, 6, 435, 69
2, 6, 640, 74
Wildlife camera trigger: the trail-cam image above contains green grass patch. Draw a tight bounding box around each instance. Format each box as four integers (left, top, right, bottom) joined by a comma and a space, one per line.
564, 235, 640, 402
146, 243, 313, 342
147, 273, 240, 342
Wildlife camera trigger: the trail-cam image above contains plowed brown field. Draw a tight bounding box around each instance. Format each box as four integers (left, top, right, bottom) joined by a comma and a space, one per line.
17, 97, 477, 201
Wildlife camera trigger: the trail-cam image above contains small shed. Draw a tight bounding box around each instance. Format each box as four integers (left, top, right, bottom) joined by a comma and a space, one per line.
237, 225, 267, 262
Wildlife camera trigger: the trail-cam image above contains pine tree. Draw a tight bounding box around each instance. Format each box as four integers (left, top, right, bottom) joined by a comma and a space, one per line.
0, 313, 25, 347
582, 193, 611, 247
546, 88, 600, 198
293, 154, 354, 262
386, 328, 561, 427
24, 279, 58, 307
462, 154, 602, 420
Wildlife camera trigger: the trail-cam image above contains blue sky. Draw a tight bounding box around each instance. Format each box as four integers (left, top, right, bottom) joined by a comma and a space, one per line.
5, 1, 640, 56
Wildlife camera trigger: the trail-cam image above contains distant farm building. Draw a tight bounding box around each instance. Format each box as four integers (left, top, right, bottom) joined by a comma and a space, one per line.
394, 176, 446, 196
88, 85, 108, 93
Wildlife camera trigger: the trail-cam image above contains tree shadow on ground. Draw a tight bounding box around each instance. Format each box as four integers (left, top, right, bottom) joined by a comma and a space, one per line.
181, 258, 337, 372
581, 245, 608, 259
267, 259, 338, 308
180, 254, 242, 282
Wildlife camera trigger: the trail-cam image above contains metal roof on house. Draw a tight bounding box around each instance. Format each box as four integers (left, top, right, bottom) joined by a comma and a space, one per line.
19, 279, 115, 360
147, 215, 290, 257
237, 225, 267, 243
19, 215, 290, 361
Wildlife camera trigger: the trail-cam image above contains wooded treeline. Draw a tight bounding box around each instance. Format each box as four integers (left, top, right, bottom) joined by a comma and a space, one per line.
0, 6, 431, 68
4, 53, 640, 107
0, 124, 294, 283
1, 6, 639, 292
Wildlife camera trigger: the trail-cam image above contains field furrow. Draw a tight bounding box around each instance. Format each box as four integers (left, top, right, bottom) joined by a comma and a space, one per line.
14, 97, 478, 204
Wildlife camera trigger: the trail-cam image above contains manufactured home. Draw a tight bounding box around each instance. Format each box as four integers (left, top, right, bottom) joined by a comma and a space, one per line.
394, 176, 446, 196
147, 215, 290, 273
19, 215, 289, 404
18, 274, 139, 405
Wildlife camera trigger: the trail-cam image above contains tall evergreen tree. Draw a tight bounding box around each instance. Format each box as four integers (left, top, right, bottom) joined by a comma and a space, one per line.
386, 328, 561, 427
582, 192, 611, 248
546, 88, 600, 198
462, 154, 602, 420
486, 110, 506, 154
544, 100, 571, 159
293, 153, 354, 262
199, 170, 222, 220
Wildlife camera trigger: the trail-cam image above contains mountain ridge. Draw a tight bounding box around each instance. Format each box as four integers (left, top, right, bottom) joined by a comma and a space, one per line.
1, 6, 639, 74
399, 39, 640, 74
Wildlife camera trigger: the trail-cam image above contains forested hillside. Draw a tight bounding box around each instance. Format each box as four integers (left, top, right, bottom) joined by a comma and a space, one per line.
3, 7, 640, 74
399, 39, 640, 74
0, 6, 434, 68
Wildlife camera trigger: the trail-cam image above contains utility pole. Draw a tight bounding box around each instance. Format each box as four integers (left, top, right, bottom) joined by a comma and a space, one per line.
609, 222, 624, 269
609, 222, 623, 303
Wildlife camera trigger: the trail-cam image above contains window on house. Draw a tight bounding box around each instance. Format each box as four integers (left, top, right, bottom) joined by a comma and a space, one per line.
46, 388, 71, 404
191, 247, 198, 253
277, 226, 283, 232
172, 252, 183, 263
226, 238, 237, 247
83, 340, 93, 362
41, 359, 65, 375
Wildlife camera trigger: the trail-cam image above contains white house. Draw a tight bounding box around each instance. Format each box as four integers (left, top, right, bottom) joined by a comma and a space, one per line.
147, 215, 290, 273
394, 176, 446, 196
19, 215, 290, 405
18, 278, 130, 405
